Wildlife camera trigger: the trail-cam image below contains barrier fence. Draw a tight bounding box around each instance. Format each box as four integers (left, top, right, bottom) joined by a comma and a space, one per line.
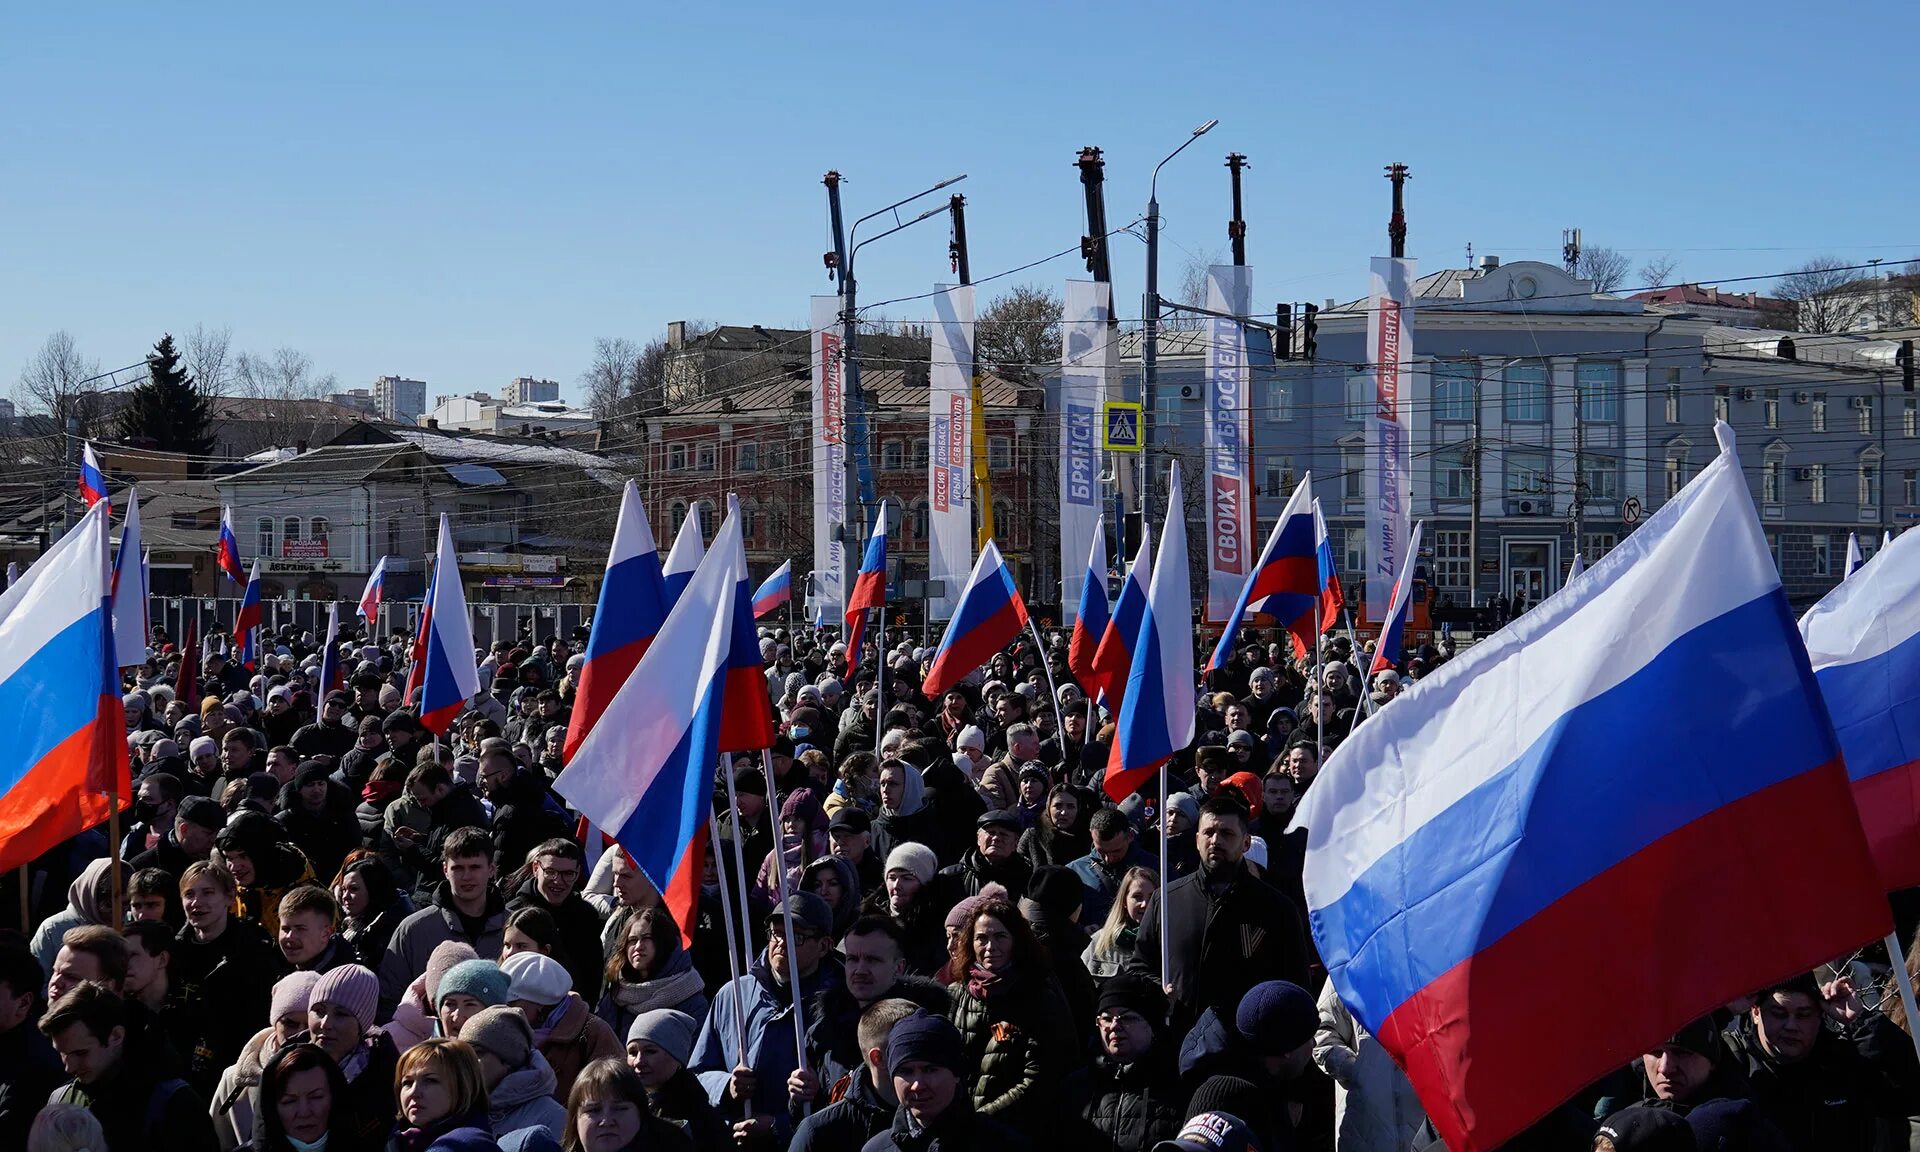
145, 597, 596, 654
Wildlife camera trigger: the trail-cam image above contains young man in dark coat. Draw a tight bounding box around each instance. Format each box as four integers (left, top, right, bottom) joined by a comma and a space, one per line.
790, 997, 921, 1152
861, 1012, 1032, 1152
797, 916, 949, 1103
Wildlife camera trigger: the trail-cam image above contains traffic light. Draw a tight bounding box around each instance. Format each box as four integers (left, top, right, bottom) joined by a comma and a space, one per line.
1301, 302, 1319, 361
1900, 339, 1915, 392
1275, 304, 1293, 361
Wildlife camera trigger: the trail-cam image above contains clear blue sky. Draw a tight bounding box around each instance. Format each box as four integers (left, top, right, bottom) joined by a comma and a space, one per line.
5, 2, 1916, 407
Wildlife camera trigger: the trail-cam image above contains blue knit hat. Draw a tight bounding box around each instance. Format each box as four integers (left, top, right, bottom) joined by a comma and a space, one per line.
886, 1011, 965, 1077
1233, 980, 1317, 1055
436, 959, 510, 1010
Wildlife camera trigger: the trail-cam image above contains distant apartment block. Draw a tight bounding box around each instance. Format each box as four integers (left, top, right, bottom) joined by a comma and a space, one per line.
328, 388, 377, 414
501, 376, 561, 405
373, 375, 427, 425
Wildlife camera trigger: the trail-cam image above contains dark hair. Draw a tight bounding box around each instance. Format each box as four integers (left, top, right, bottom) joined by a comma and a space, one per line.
842, 915, 905, 954
142, 772, 184, 804
531, 838, 584, 866
563, 1058, 652, 1150
949, 900, 1045, 983
1195, 746, 1236, 776
122, 920, 175, 964
257, 1043, 353, 1152
1088, 807, 1131, 839
441, 826, 492, 862
128, 867, 184, 925
0, 944, 43, 999
407, 763, 452, 792
336, 854, 399, 916
1198, 793, 1251, 828
1040, 783, 1081, 834
607, 905, 680, 987
40, 981, 125, 1044
61, 925, 129, 988
503, 906, 567, 964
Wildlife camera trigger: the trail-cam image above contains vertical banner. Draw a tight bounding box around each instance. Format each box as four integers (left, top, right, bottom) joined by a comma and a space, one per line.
1059, 280, 1111, 622
1364, 257, 1417, 621
811, 295, 848, 627
1204, 265, 1254, 622
928, 284, 975, 621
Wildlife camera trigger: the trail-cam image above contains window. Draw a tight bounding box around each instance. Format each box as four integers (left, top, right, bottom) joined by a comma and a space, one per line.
282, 518, 300, 551
1433, 446, 1472, 503
766, 441, 786, 472
993, 499, 1015, 545
1506, 449, 1549, 497
908, 500, 928, 541
695, 444, 717, 472
1576, 362, 1620, 423
881, 440, 905, 471
1859, 398, 1876, 436
667, 443, 687, 471
1503, 361, 1548, 422
910, 438, 930, 473
1344, 372, 1368, 422
1812, 394, 1827, 432
1763, 457, 1783, 505
1263, 462, 1283, 497
1261, 455, 1294, 496
1765, 390, 1780, 429
1341, 444, 1363, 502
1861, 454, 1882, 509
1580, 454, 1619, 503
1768, 531, 1783, 575
1665, 369, 1681, 424
737, 442, 759, 472
257, 517, 274, 556
1907, 470, 1918, 507
1812, 536, 1831, 577
1906, 399, 1917, 439
1343, 527, 1365, 573
669, 502, 687, 534
1432, 361, 1476, 423
1713, 387, 1730, 423
1665, 442, 1691, 500
1808, 463, 1827, 504
310, 517, 329, 547
1266, 380, 1293, 422
988, 437, 1012, 470
740, 504, 760, 543
1431, 529, 1470, 591
1581, 533, 1617, 562
171, 512, 198, 530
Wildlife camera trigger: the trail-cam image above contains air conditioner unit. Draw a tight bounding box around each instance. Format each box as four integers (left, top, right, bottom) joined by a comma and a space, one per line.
1739, 387, 1756, 402
1794, 391, 1812, 405
1516, 499, 1539, 515
1796, 467, 1816, 482
1852, 397, 1873, 411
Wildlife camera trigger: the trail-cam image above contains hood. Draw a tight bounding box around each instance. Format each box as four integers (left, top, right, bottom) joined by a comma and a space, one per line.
67, 857, 123, 925
800, 855, 862, 937
489, 1049, 560, 1113
883, 763, 926, 817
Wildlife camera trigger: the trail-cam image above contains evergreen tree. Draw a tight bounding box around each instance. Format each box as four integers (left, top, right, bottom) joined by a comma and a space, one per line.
117, 334, 217, 456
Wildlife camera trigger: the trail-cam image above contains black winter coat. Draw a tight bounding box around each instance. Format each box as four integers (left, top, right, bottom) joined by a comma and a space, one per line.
1066, 1050, 1185, 1152
806, 974, 951, 1100
1127, 860, 1310, 1023
793, 1067, 893, 1152
932, 851, 1033, 911
647, 1067, 730, 1152
489, 771, 568, 875
1731, 1013, 1920, 1152
506, 877, 607, 1004
860, 1098, 1034, 1152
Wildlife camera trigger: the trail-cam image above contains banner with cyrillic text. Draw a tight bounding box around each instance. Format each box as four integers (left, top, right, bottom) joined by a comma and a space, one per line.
811, 295, 847, 626
1059, 280, 1111, 621
1364, 257, 1416, 621
1204, 265, 1254, 622
928, 284, 974, 621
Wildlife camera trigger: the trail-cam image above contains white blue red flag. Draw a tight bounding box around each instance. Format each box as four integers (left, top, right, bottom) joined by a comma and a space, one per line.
662, 504, 706, 609
1312, 497, 1345, 632
922, 540, 1030, 698
403, 572, 432, 709
718, 494, 778, 753
0, 501, 127, 874
217, 505, 245, 583
1106, 462, 1196, 803
1846, 531, 1865, 577
1067, 517, 1108, 688
111, 488, 148, 669
1296, 423, 1886, 1152
553, 507, 747, 947
360, 556, 390, 626
1209, 473, 1318, 672
1090, 527, 1151, 713
1802, 526, 1920, 892
1368, 521, 1422, 676
751, 561, 792, 620
844, 506, 888, 677
233, 559, 263, 671
318, 602, 342, 695
564, 481, 669, 762
417, 515, 479, 735
79, 443, 109, 511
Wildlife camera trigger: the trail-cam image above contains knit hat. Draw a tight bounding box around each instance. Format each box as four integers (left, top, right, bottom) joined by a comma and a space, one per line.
885, 843, 937, 886
1166, 793, 1198, 826
943, 882, 1009, 932
1020, 866, 1085, 922
189, 736, 218, 760
500, 952, 571, 1007
732, 766, 767, 797
437, 958, 511, 1009
1152, 1111, 1261, 1152
308, 964, 379, 1029
1686, 1098, 1790, 1152
1096, 973, 1167, 1032
270, 971, 322, 1025
176, 795, 225, 832
1181, 1077, 1273, 1144
956, 725, 987, 752
460, 1005, 535, 1069
424, 942, 480, 1003
1663, 1015, 1726, 1062
1595, 1105, 1698, 1152
293, 761, 331, 789
1234, 980, 1317, 1054
885, 1011, 965, 1077
627, 1008, 698, 1068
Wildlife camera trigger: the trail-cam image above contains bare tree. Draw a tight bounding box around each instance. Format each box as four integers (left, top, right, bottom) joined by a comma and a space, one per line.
1161, 251, 1224, 332
582, 337, 638, 419
975, 284, 1062, 385
15, 330, 104, 428
1578, 246, 1632, 294
1636, 255, 1680, 290
1776, 257, 1876, 333
182, 324, 235, 396
234, 347, 336, 401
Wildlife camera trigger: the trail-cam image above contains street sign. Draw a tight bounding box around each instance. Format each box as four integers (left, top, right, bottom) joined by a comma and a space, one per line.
1623, 496, 1642, 524
1101, 401, 1143, 453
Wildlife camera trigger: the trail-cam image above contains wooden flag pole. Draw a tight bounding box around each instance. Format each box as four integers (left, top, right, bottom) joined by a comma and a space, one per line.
703, 816, 750, 1120
107, 791, 123, 924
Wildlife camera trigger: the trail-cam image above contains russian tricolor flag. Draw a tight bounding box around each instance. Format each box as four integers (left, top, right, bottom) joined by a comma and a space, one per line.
78, 443, 109, 512
360, 556, 390, 626
922, 540, 1030, 698
1090, 527, 1150, 718
1209, 474, 1319, 672
1802, 526, 1920, 892
417, 515, 480, 735
318, 602, 343, 695
1368, 521, 1423, 677
1313, 497, 1345, 630
111, 488, 149, 669
233, 559, 264, 671
1106, 462, 1195, 804
751, 561, 792, 620
553, 507, 749, 948
844, 506, 887, 677
1296, 423, 1887, 1152
403, 573, 432, 709
217, 505, 246, 584
1067, 517, 1109, 689
564, 481, 669, 762
662, 504, 706, 609
0, 501, 128, 874
718, 494, 777, 753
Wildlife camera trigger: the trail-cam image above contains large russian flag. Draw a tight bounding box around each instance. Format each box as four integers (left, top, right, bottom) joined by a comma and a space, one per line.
111, 488, 148, 669
1296, 424, 1888, 1152
233, 559, 264, 671
216, 505, 246, 584
1106, 463, 1195, 803
1802, 526, 1920, 892
564, 481, 669, 762
1209, 473, 1318, 672
751, 561, 791, 620
553, 507, 745, 948
1312, 497, 1345, 630
844, 506, 887, 677
0, 501, 129, 874
662, 504, 706, 609
79, 443, 109, 511
1068, 517, 1109, 689
1368, 520, 1423, 676
417, 515, 480, 735
1090, 527, 1150, 713
922, 540, 1030, 698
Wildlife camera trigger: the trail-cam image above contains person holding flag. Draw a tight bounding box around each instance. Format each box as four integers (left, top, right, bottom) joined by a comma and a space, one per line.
78, 442, 109, 511
233, 558, 263, 672
416, 514, 479, 736
844, 507, 887, 678
216, 504, 245, 583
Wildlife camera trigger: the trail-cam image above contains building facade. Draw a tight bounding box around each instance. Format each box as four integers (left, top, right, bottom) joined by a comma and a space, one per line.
373, 375, 427, 425
501, 377, 562, 405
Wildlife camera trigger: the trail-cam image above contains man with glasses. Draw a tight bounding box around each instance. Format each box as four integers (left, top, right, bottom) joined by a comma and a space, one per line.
291, 689, 357, 761
506, 837, 603, 1002
477, 740, 568, 875
1069, 974, 1182, 1150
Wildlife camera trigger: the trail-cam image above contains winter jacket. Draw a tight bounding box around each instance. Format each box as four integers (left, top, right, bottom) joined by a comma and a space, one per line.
1065, 1049, 1185, 1152
1024, 902, 1098, 1044
861, 888, 949, 977
209, 1024, 277, 1150
378, 883, 509, 1015
383, 1111, 503, 1152
532, 992, 621, 1102
488, 771, 569, 876
1126, 859, 1310, 1024
646, 1067, 731, 1152
29, 856, 121, 976
1314, 979, 1425, 1152
1730, 1012, 1920, 1152
1067, 844, 1156, 928
870, 766, 934, 865
340, 1030, 403, 1150
932, 850, 1033, 910
792, 1067, 893, 1152
401, 784, 490, 902
0, 1015, 64, 1147
506, 877, 607, 1004
594, 946, 710, 1040
275, 781, 364, 881
690, 954, 843, 1134
485, 1051, 568, 1148
1018, 823, 1090, 871
947, 966, 1080, 1127
859, 1097, 1034, 1152
232, 842, 320, 939
291, 718, 357, 762
49, 1057, 219, 1152
346, 895, 415, 974
805, 974, 951, 1100
174, 918, 280, 1097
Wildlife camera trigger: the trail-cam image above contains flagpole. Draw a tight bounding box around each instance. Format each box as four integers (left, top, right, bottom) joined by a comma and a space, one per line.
757, 746, 812, 1095
704, 817, 750, 1115
1885, 932, 1920, 1070
1313, 602, 1325, 768
107, 792, 123, 924
872, 609, 885, 761
1025, 618, 1065, 753
1157, 761, 1171, 988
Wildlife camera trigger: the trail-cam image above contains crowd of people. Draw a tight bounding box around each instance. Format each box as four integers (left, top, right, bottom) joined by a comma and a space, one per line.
5, 615, 1920, 1152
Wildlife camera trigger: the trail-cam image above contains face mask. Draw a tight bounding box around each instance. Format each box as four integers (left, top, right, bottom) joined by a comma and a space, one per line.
133, 801, 160, 824
790, 726, 811, 740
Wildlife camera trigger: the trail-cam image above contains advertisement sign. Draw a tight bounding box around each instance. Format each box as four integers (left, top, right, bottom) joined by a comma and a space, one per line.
1204, 265, 1253, 622
1364, 257, 1417, 620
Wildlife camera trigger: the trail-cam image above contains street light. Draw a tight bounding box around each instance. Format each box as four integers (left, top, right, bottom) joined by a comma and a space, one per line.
1140, 119, 1217, 527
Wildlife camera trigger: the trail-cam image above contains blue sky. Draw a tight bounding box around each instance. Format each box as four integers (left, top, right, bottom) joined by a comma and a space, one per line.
4, 2, 1916, 407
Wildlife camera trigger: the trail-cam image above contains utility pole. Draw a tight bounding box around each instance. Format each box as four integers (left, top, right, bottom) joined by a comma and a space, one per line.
1226, 153, 1248, 266
1078, 146, 1128, 558
1143, 120, 1219, 533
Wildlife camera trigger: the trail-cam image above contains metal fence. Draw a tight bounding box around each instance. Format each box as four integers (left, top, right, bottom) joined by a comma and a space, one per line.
146, 597, 595, 651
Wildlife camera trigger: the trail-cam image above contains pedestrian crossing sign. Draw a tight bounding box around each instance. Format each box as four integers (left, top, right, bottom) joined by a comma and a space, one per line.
1102, 402, 1143, 453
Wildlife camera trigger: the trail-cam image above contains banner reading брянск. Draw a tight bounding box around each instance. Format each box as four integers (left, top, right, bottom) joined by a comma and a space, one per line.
1364, 257, 1416, 621
1059, 280, 1112, 623
811, 295, 847, 626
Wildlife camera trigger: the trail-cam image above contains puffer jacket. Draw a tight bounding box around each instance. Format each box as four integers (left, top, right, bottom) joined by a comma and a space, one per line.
1067, 1049, 1185, 1152
947, 966, 1080, 1126
806, 974, 950, 1099
1314, 979, 1425, 1152
486, 1051, 567, 1148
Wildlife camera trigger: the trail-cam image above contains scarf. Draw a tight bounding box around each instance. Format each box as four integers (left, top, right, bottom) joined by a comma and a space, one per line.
611, 958, 706, 1017
965, 963, 1005, 1001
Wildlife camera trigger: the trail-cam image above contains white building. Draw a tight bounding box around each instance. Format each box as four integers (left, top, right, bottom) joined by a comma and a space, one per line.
501, 376, 561, 405
424, 395, 595, 435
373, 376, 427, 425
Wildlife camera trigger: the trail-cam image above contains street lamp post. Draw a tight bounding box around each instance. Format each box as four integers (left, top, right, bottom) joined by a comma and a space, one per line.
1140, 119, 1217, 528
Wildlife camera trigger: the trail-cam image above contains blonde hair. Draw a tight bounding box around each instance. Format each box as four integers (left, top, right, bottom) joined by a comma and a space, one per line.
28, 1103, 105, 1152
1092, 866, 1159, 956
393, 1037, 488, 1123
